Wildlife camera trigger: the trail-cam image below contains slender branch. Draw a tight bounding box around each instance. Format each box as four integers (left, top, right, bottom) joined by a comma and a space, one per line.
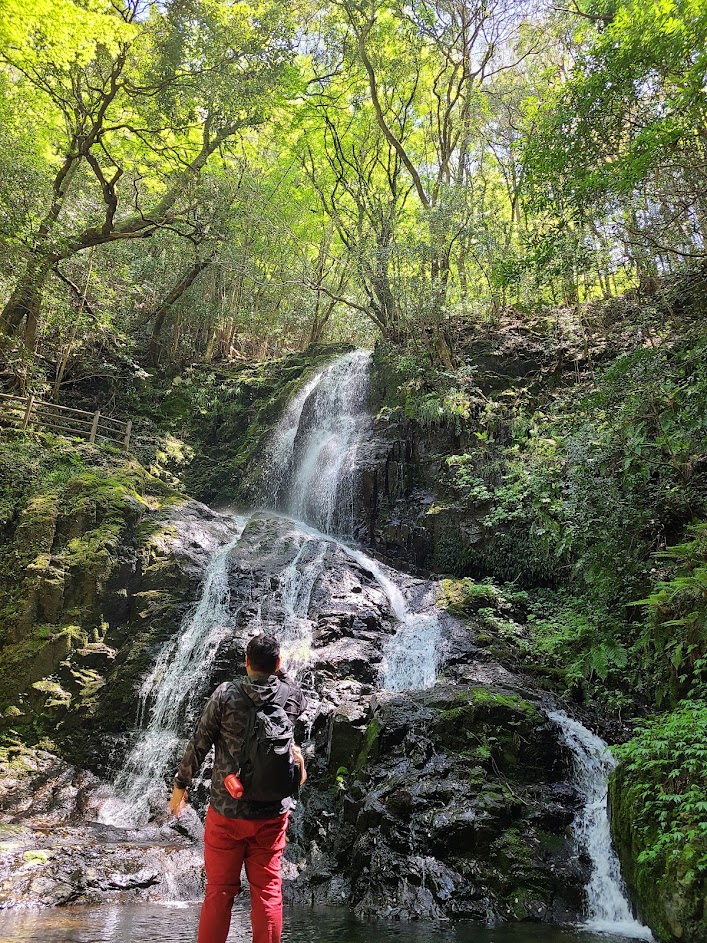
347, 8, 430, 208
553, 1, 613, 24
310, 282, 385, 329
51, 267, 100, 321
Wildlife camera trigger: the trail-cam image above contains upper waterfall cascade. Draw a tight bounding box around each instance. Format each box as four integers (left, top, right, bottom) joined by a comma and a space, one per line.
263, 350, 372, 537
261, 349, 441, 690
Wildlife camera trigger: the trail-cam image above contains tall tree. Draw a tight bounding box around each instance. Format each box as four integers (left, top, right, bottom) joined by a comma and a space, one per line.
0, 0, 294, 350
525, 0, 707, 271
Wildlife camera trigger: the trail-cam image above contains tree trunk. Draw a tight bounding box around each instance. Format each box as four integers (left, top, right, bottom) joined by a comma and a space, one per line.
147, 258, 213, 365
0, 255, 53, 345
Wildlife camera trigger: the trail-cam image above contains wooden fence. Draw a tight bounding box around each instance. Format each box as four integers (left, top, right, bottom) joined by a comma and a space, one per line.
0, 393, 133, 450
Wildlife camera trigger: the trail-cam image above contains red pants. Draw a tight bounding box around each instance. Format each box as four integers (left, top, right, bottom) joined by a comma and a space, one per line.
197, 806, 289, 943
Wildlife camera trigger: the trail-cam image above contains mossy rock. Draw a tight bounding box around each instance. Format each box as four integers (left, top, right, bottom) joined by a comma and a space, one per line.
0, 434, 181, 727
0, 629, 73, 710
430, 686, 547, 776
439, 578, 503, 616
355, 716, 381, 772
610, 760, 707, 942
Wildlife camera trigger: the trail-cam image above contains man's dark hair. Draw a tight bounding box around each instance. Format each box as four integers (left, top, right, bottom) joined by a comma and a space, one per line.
246, 634, 280, 674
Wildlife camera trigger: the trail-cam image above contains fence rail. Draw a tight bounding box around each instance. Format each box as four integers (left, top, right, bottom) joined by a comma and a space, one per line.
0, 393, 133, 450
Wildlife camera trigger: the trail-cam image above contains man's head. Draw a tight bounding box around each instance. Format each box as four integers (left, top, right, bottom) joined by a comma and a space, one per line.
245, 634, 281, 676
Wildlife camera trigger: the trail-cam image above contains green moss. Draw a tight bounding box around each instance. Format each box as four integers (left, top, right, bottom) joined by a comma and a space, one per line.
356, 717, 382, 772
31, 678, 71, 708
439, 578, 503, 616
0, 628, 70, 708
0, 433, 181, 722
470, 688, 541, 721
23, 850, 52, 864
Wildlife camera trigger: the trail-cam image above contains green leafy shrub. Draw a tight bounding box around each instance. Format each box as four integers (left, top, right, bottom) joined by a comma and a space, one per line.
637, 523, 707, 705
528, 592, 628, 692
610, 700, 707, 940
407, 389, 475, 433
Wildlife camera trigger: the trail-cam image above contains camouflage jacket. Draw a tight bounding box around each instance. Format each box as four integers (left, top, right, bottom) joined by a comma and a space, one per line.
175, 672, 307, 819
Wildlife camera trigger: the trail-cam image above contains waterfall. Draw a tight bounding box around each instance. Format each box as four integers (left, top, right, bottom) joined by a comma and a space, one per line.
101, 349, 438, 831
263, 350, 371, 537
261, 349, 440, 690
99, 515, 250, 827
261, 369, 327, 507
93, 350, 648, 936
549, 711, 654, 940
344, 546, 441, 691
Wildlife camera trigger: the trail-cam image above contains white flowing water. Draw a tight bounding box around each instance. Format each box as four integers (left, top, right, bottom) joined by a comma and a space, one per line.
549, 711, 653, 940
99, 515, 250, 827
278, 534, 329, 676
262, 349, 440, 690
344, 545, 442, 691
263, 350, 371, 537
277, 513, 442, 692
261, 370, 327, 506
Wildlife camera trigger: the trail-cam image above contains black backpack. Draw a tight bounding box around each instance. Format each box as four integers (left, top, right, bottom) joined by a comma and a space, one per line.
237, 680, 297, 803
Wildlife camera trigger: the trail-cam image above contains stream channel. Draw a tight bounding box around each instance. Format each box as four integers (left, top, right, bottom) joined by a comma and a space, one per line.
0, 352, 653, 941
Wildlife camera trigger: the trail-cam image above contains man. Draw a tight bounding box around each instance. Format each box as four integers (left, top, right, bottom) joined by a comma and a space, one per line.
169, 634, 307, 943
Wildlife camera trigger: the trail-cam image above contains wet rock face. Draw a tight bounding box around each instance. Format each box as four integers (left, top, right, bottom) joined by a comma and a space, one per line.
208, 517, 590, 924
354, 336, 583, 578
289, 683, 587, 924
0, 745, 203, 909
1, 502, 589, 924
203, 512, 399, 696
354, 406, 511, 579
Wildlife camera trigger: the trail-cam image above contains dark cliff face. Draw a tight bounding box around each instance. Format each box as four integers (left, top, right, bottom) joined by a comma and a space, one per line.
354, 332, 561, 579
0, 438, 241, 774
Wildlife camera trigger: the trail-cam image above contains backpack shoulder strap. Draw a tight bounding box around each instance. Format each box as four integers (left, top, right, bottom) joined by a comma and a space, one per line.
274, 678, 290, 710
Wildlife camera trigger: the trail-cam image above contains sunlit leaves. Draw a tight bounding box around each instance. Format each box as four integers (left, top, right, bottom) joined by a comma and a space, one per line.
525, 0, 707, 261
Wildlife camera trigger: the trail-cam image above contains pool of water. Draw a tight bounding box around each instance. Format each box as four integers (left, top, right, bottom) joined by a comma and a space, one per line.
0, 901, 644, 943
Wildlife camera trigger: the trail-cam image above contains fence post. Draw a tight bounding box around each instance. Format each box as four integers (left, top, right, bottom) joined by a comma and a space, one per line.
89, 410, 100, 444
123, 419, 132, 452
22, 395, 35, 430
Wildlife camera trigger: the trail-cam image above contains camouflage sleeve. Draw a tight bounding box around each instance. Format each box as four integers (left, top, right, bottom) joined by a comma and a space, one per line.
174, 685, 224, 789
217, 683, 248, 765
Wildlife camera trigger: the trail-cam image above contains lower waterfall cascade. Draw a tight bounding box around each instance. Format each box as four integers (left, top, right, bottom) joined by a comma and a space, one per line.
95, 350, 653, 939
99, 515, 250, 827
549, 712, 654, 940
